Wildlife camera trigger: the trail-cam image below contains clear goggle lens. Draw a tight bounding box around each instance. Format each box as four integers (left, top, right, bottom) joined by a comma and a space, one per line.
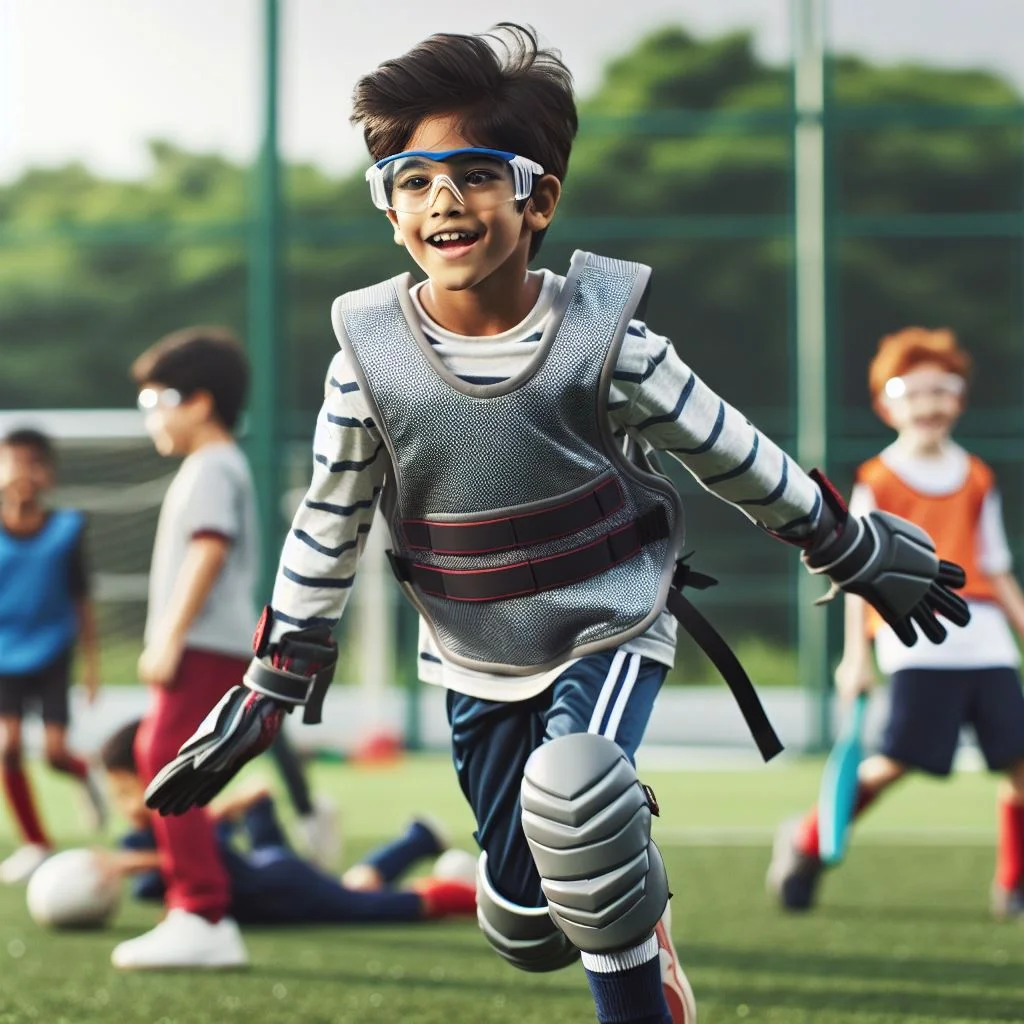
365, 148, 543, 214
137, 387, 183, 412
883, 372, 965, 401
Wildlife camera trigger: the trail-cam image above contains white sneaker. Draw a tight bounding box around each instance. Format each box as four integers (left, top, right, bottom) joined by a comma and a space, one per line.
0, 843, 50, 884
111, 909, 249, 971
297, 795, 341, 869
656, 903, 697, 1024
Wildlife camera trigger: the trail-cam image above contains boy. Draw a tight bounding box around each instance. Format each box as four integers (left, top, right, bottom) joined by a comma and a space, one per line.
146, 27, 967, 1024
113, 327, 262, 970
96, 719, 475, 925
0, 428, 104, 884
768, 328, 1024, 917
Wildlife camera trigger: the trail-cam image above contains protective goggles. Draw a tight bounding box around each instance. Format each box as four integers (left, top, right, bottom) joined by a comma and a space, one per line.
137, 386, 183, 412
883, 371, 965, 401
365, 147, 544, 214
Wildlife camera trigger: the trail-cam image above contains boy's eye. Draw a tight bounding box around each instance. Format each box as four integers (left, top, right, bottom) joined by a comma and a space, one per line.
394, 174, 430, 191
464, 168, 500, 186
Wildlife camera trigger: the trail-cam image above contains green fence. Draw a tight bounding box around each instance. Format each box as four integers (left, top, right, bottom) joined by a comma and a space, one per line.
2, 0, 1022, 749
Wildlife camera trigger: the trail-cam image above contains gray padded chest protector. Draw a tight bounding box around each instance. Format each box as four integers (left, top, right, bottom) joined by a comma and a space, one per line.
333, 250, 684, 674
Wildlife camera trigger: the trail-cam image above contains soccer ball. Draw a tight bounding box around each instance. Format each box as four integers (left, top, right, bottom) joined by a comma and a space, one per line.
432, 848, 478, 886
26, 849, 121, 929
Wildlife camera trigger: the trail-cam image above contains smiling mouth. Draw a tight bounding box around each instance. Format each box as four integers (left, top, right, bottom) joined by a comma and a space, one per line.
427, 230, 480, 249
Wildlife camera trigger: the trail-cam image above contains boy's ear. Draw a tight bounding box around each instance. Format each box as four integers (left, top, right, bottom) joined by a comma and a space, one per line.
386, 210, 405, 246
185, 389, 216, 423
524, 175, 561, 232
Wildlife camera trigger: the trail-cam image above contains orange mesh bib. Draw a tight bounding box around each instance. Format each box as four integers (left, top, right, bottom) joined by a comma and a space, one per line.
857, 453, 995, 638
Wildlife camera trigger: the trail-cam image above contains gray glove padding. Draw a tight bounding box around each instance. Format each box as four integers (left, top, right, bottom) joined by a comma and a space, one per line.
144, 623, 337, 816
803, 469, 970, 647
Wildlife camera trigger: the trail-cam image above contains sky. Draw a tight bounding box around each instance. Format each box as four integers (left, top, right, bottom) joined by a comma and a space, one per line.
3, 0, 1024, 183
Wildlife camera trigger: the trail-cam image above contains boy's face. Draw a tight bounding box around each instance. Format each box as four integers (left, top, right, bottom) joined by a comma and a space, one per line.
105, 769, 151, 831
879, 361, 965, 447
138, 383, 210, 457
384, 115, 559, 292
0, 444, 53, 505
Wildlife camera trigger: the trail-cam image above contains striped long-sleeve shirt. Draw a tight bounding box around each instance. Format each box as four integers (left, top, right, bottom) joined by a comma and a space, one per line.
269, 269, 822, 701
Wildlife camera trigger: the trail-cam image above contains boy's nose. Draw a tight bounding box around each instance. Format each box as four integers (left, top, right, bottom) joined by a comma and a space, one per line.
426, 175, 466, 211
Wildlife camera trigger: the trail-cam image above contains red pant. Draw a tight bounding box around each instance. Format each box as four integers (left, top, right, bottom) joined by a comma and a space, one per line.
135, 648, 248, 921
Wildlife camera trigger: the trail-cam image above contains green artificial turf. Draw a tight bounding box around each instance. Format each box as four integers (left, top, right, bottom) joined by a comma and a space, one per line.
0, 755, 1021, 1023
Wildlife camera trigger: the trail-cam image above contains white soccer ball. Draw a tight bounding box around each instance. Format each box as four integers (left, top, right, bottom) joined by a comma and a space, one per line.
26, 849, 121, 929
432, 848, 478, 886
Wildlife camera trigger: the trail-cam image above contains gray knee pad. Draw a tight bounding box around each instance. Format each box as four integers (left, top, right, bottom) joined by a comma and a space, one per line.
521, 732, 668, 955
475, 853, 580, 972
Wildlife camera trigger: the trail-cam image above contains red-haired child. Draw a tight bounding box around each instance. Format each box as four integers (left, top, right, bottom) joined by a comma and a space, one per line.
768, 328, 1024, 917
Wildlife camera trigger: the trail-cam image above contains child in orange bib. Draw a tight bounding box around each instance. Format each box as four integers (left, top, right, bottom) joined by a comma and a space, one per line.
768, 327, 1024, 917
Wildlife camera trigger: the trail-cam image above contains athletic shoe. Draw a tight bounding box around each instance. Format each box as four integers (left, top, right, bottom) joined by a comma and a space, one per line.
297, 795, 341, 869
0, 843, 50, 884
991, 883, 1024, 921
655, 903, 697, 1024
80, 765, 109, 833
766, 816, 823, 912
111, 909, 249, 970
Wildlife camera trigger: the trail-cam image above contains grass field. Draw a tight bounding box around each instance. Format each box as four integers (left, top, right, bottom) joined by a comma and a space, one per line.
1, 754, 1022, 1023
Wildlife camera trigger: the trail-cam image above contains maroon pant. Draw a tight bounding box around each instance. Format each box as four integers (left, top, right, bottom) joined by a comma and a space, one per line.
135, 648, 247, 922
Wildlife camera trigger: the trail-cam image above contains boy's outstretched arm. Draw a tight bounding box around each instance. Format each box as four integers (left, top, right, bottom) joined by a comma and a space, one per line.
145, 351, 386, 814
614, 331, 969, 643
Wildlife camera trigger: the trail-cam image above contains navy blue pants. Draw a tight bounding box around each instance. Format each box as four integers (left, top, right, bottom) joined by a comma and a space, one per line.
447, 649, 667, 909
131, 798, 425, 925
881, 666, 1024, 776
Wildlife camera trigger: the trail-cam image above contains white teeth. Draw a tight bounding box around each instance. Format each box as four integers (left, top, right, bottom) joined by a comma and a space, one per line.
430, 231, 476, 243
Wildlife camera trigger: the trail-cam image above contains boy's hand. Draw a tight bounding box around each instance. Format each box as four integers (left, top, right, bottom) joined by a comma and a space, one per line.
834, 656, 877, 701
90, 848, 128, 886
803, 471, 970, 647
144, 622, 337, 816
138, 634, 184, 688
144, 687, 287, 815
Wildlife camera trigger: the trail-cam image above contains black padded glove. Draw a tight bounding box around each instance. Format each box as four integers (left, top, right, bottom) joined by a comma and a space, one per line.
144, 621, 338, 816
802, 470, 970, 647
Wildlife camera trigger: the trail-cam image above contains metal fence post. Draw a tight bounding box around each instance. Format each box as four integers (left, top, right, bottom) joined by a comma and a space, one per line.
247, 0, 284, 602
792, 0, 832, 751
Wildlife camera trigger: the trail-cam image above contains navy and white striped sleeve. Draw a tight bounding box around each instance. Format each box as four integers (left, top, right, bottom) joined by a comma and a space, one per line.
610, 323, 822, 540
267, 349, 386, 641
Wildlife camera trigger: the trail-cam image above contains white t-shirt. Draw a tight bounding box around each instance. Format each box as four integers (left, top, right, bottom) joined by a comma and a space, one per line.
146, 443, 259, 659
850, 440, 1019, 673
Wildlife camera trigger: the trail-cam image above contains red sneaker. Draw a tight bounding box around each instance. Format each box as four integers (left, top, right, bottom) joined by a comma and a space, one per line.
655, 906, 697, 1024
414, 877, 477, 919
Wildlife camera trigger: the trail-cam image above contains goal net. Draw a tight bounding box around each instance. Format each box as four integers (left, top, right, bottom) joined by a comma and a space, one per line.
0, 409, 169, 684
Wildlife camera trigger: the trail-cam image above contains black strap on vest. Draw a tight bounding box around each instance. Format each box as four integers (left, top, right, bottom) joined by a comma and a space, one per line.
667, 560, 783, 762
402, 478, 624, 555
388, 524, 783, 761
389, 508, 669, 602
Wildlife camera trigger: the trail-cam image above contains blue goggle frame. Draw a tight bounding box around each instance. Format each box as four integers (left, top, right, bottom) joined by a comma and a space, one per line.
365, 147, 545, 211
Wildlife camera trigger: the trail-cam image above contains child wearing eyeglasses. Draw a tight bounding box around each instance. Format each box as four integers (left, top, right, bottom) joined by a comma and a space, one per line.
768, 328, 1024, 918
115, 327, 260, 968
145, 27, 971, 1024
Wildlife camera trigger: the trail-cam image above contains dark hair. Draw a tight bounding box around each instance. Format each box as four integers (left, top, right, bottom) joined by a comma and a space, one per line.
100, 719, 141, 774
351, 23, 577, 259
131, 326, 249, 430
1, 428, 55, 466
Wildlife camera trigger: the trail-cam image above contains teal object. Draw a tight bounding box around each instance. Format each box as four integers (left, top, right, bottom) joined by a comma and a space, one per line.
818, 692, 868, 865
